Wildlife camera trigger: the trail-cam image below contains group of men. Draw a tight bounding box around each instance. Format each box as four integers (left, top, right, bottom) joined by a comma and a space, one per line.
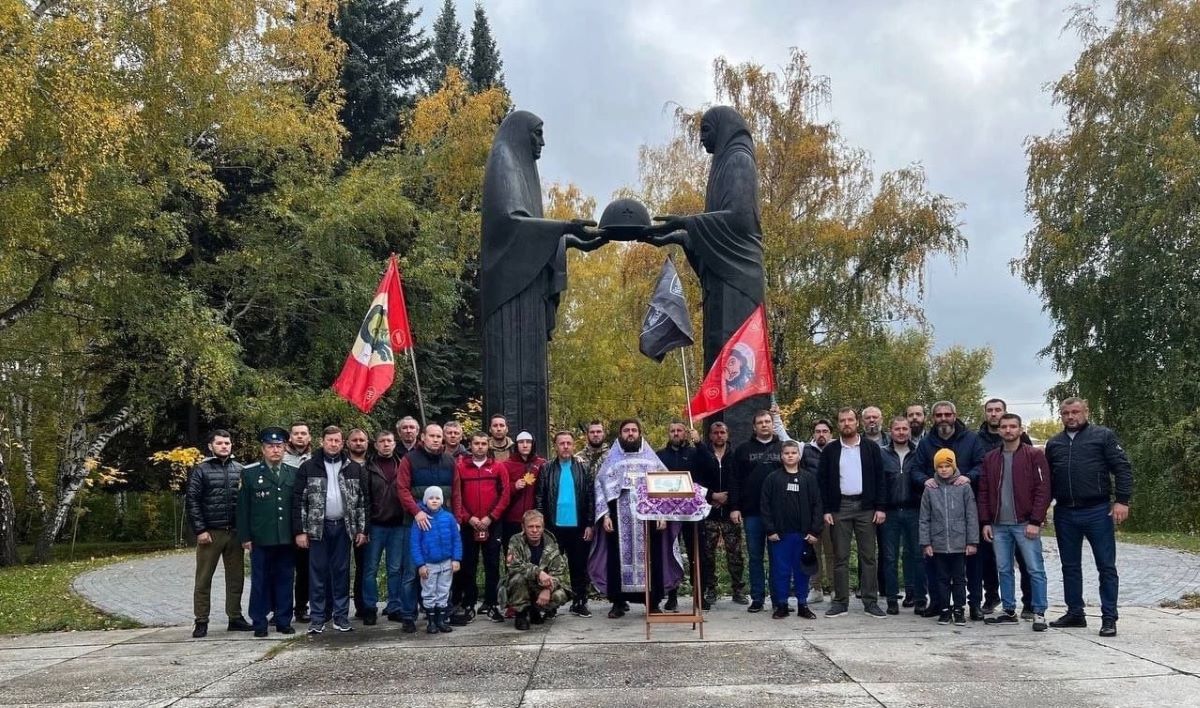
185, 395, 1132, 639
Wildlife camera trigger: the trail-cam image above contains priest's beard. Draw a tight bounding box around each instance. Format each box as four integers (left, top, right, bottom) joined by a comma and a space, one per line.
619, 436, 642, 453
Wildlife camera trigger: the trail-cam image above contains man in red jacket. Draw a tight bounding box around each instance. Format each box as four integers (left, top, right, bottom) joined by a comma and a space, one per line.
450, 433, 511, 624
978, 413, 1051, 632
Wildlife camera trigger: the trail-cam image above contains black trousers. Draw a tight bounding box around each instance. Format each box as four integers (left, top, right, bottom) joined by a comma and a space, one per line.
353, 542, 367, 614
932, 552, 967, 611
549, 524, 589, 601
294, 546, 310, 613
453, 523, 501, 609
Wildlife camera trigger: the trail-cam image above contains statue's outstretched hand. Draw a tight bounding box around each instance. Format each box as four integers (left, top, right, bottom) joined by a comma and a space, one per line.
639, 216, 687, 246
566, 219, 599, 237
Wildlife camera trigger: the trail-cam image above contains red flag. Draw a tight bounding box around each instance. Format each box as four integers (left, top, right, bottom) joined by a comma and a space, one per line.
332, 255, 414, 413
687, 304, 775, 421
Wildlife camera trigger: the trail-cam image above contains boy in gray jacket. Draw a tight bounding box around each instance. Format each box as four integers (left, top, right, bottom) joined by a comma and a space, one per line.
919, 448, 978, 626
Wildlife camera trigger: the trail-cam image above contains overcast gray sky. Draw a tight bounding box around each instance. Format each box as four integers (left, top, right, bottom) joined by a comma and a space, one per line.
424, 1, 1101, 424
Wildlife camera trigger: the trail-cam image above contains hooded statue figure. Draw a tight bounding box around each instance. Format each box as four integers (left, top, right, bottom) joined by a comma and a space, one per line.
642, 106, 768, 435
480, 110, 603, 453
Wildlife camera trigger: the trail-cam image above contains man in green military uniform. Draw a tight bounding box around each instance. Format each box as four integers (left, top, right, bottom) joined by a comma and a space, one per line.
504, 509, 571, 630
237, 427, 298, 637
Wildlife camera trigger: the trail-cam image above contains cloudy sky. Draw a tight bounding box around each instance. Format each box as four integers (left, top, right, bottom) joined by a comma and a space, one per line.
423, 0, 1103, 424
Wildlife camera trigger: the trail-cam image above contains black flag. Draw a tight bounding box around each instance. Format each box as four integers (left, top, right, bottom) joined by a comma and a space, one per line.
639, 256, 695, 362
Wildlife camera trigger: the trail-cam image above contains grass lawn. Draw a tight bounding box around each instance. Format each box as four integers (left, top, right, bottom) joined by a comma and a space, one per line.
1114, 530, 1200, 554
1, 541, 176, 635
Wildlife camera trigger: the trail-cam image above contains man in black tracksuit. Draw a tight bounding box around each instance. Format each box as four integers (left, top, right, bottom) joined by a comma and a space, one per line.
728, 410, 784, 613
1045, 397, 1133, 638
656, 420, 697, 612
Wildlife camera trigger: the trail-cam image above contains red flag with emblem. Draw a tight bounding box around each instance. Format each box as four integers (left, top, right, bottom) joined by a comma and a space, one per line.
687, 304, 775, 421
332, 255, 413, 413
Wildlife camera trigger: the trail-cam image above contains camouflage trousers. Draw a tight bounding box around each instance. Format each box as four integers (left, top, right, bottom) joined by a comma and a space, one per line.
702, 518, 746, 596
506, 576, 569, 612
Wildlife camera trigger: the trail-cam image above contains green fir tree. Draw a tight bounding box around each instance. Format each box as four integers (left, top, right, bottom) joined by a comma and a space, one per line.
335, 0, 433, 160
467, 2, 504, 92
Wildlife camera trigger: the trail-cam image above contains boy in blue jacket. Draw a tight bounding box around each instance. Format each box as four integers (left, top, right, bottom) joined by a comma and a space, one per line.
411, 486, 462, 633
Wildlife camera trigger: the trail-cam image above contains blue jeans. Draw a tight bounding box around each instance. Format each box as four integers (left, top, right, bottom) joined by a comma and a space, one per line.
309, 519, 351, 624
881, 508, 924, 601
991, 524, 1048, 614
363, 524, 416, 617
1056, 503, 1119, 620
743, 515, 767, 603
768, 532, 810, 609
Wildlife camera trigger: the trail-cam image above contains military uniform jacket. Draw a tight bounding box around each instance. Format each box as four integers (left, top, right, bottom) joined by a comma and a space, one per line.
506, 530, 570, 595
237, 462, 298, 546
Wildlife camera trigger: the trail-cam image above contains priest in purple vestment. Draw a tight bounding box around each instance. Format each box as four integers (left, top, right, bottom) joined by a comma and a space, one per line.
587, 419, 685, 618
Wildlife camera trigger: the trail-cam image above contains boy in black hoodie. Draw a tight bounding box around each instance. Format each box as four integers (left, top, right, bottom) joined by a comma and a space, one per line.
761, 441, 823, 619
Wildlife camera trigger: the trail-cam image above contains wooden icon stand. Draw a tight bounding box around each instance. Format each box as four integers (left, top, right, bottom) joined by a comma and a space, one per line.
642, 520, 704, 640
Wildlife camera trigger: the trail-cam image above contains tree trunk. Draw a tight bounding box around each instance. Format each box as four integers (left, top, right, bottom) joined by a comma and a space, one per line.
10, 392, 48, 526
30, 398, 139, 564
0, 451, 19, 567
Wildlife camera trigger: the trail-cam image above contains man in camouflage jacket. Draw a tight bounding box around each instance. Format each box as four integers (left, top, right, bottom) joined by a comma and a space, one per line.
291, 426, 368, 633
503, 510, 570, 630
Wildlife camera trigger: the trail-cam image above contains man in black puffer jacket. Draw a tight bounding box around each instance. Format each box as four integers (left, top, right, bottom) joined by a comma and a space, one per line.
185, 429, 251, 638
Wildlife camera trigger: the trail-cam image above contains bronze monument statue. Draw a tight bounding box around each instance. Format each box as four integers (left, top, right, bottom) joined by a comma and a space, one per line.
641, 106, 768, 434
479, 110, 603, 451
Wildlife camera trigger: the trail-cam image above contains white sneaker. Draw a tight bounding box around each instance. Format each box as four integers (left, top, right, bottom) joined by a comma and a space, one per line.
806, 588, 825, 604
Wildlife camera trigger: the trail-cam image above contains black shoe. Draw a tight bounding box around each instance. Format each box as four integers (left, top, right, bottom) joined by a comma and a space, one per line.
982, 598, 1000, 615
570, 602, 592, 618
362, 610, 377, 626
864, 604, 887, 618
401, 619, 416, 633
1020, 608, 1035, 621
515, 610, 531, 631
618, 600, 631, 612
747, 600, 764, 613
1033, 614, 1048, 632
886, 600, 899, 615
449, 606, 475, 626
915, 601, 928, 615
969, 606, 984, 622
825, 603, 849, 618
664, 591, 678, 612
426, 610, 439, 634
486, 605, 505, 623
529, 607, 545, 625
436, 607, 453, 633
772, 605, 790, 619
227, 617, 253, 632
937, 610, 952, 625
387, 611, 403, 622
607, 603, 626, 619
922, 607, 942, 619
901, 595, 916, 608
332, 619, 353, 632
953, 609, 966, 626
648, 604, 663, 615
253, 628, 269, 638
295, 609, 310, 623
1099, 618, 1117, 637
985, 610, 1018, 625
276, 625, 295, 635
701, 597, 712, 611
704, 589, 718, 605
797, 605, 817, 620
1050, 613, 1088, 628
543, 607, 557, 620
731, 592, 750, 605
192, 622, 208, 639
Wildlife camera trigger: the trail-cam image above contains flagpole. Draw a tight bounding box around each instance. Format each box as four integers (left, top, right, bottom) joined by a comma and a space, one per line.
407, 346, 427, 427
680, 347, 695, 425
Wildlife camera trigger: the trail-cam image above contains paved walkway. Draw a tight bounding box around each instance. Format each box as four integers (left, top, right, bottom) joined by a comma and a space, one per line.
72, 537, 1200, 627
4, 605, 1200, 706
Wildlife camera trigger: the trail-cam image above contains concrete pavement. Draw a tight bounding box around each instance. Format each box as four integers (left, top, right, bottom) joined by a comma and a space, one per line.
3, 602, 1200, 706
